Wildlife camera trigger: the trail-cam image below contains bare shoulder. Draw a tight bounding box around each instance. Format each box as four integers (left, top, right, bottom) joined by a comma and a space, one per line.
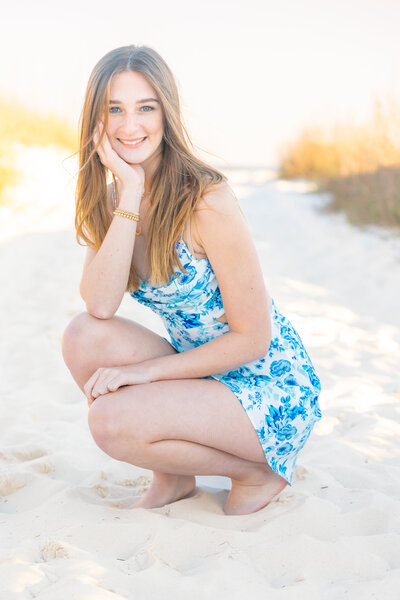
190, 179, 271, 342
195, 180, 241, 215
191, 180, 247, 249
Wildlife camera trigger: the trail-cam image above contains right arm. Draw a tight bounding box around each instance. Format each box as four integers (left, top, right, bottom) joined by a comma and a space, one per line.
79, 120, 145, 319
79, 183, 143, 319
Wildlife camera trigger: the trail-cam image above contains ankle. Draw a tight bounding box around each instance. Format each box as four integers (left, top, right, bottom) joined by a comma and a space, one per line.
231, 463, 280, 486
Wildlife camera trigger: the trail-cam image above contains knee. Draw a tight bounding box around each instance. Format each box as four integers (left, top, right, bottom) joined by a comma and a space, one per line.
87, 397, 119, 457
61, 312, 104, 366
87, 397, 141, 461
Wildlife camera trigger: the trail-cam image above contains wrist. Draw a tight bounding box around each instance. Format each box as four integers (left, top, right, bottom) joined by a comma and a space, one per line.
118, 185, 144, 211
142, 357, 163, 382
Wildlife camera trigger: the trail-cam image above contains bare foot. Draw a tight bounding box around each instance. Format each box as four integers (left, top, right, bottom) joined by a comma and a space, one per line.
132, 473, 196, 509
224, 464, 288, 515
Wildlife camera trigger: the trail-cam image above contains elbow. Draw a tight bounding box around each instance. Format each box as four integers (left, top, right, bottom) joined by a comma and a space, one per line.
236, 329, 271, 361
80, 286, 117, 320
85, 302, 116, 320
254, 317, 272, 359
86, 306, 115, 319
252, 333, 271, 360
89, 309, 115, 320
253, 345, 269, 361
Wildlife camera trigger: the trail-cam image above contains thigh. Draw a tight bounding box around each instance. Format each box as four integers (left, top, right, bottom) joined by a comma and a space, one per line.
91, 377, 267, 463
62, 312, 177, 390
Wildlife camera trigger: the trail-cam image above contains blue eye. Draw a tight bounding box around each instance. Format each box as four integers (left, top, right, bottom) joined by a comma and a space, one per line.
108, 105, 155, 114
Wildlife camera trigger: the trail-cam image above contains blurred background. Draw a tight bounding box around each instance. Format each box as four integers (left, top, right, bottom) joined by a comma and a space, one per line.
1, 0, 400, 229
1, 4, 400, 587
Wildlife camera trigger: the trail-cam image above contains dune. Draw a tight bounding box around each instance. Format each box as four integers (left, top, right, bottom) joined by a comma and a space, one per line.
0, 145, 399, 599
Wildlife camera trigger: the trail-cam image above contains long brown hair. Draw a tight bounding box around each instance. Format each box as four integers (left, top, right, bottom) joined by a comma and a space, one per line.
75, 44, 227, 290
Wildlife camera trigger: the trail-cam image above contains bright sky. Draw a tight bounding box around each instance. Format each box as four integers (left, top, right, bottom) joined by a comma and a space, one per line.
2, 0, 400, 165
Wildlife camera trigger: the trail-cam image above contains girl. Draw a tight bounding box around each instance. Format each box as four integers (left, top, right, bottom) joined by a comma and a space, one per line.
62, 45, 322, 515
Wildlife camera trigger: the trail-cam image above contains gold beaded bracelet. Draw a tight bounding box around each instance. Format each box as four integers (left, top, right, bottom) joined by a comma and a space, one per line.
113, 208, 140, 222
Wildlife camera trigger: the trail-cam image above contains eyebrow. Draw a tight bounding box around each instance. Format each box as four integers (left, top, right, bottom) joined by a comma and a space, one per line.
109, 98, 159, 104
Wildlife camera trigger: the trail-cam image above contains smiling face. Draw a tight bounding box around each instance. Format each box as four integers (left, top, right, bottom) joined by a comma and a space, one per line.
105, 70, 164, 176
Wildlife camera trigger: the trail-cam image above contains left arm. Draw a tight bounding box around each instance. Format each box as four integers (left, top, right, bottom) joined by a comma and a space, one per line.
84, 182, 272, 402
147, 182, 271, 379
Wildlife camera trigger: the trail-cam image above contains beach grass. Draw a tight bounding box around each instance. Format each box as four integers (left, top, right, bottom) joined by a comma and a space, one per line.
278, 97, 400, 230
0, 97, 78, 149
0, 97, 78, 201
0, 150, 18, 193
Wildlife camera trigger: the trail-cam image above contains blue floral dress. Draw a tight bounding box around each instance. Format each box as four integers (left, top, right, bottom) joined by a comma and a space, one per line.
129, 236, 322, 485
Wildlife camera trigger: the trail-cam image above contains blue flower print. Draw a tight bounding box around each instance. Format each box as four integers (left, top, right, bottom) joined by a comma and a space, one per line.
129, 237, 322, 486
277, 423, 298, 441
283, 374, 298, 386
276, 442, 294, 455
269, 337, 286, 356
302, 364, 321, 390
270, 359, 291, 377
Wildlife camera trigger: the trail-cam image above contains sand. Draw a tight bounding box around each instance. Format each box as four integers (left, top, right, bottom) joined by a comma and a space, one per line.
0, 145, 399, 599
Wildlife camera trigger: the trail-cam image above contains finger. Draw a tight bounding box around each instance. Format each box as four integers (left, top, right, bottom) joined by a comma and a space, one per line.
93, 122, 104, 148
93, 121, 101, 141
94, 141, 107, 167
84, 368, 99, 395
91, 369, 115, 399
97, 120, 105, 140
84, 369, 102, 401
106, 377, 121, 392
91, 377, 107, 399
99, 134, 113, 163
86, 368, 110, 405
101, 129, 112, 149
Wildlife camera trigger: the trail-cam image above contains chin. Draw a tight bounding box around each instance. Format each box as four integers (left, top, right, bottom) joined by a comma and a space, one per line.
128, 152, 148, 164
126, 158, 144, 166
116, 149, 145, 165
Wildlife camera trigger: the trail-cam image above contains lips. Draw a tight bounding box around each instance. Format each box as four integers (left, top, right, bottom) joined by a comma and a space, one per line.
118, 137, 147, 146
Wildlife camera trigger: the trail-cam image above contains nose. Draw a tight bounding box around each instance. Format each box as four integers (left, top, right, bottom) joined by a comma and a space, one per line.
120, 112, 142, 136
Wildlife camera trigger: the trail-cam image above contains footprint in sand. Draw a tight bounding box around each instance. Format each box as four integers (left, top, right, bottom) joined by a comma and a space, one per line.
0, 445, 53, 491
72, 471, 151, 508
295, 465, 308, 480
40, 539, 69, 561
0, 444, 48, 462
31, 460, 54, 474
118, 548, 156, 573
0, 472, 30, 496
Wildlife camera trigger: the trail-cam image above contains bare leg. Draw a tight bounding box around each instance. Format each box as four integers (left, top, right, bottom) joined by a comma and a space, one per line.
62, 313, 288, 514
62, 312, 195, 504
87, 379, 288, 514
128, 439, 287, 512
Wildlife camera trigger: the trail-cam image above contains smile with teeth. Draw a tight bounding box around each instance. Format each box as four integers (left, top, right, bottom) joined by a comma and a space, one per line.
119, 137, 146, 146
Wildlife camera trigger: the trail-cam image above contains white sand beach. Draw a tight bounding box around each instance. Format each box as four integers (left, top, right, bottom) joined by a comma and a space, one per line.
0, 145, 399, 599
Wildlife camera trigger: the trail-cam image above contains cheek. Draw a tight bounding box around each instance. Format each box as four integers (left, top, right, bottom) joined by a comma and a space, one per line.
105, 125, 119, 148
105, 122, 115, 138
105, 128, 122, 154
149, 114, 164, 136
